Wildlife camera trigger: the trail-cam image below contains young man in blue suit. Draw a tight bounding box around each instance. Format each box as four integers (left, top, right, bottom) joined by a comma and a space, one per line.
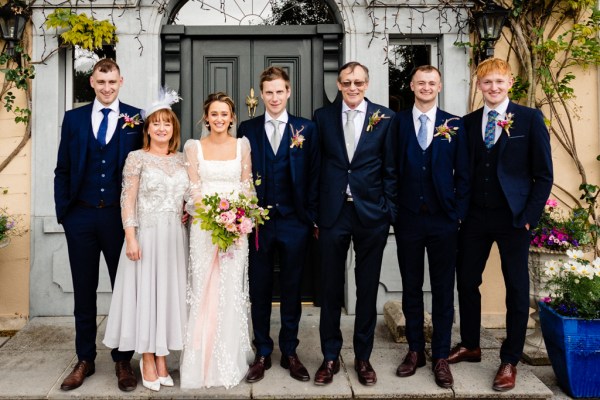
392, 65, 469, 389
313, 61, 396, 386
54, 59, 143, 391
448, 58, 553, 391
239, 66, 319, 383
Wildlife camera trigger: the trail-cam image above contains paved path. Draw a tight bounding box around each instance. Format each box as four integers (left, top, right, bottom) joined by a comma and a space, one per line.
0, 307, 572, 399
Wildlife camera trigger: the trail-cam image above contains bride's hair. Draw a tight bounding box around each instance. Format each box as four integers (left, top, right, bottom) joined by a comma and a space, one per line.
200, 92, 237, 138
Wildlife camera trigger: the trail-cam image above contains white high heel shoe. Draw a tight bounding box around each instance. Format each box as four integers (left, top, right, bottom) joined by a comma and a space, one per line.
158, 374, 174, 387
140, 358, 160, 392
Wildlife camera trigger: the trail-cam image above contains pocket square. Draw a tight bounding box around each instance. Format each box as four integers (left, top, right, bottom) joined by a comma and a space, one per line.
124, 131, 140, 135
509, 135, 525, 139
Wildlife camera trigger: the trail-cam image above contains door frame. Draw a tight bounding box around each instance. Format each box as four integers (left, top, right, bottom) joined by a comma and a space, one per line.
161, 25, 343, 143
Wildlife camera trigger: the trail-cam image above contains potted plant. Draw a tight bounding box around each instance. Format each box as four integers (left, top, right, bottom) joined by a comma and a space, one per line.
0, 206, 24, 248
524, 199, 591, 363
539, 250, 600, 398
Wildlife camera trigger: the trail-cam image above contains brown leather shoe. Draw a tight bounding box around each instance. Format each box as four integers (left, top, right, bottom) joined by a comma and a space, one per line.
61, 360, 95, 391
115, 360, 137, 392
432, 358, 453, 388
492, 362, 517, 391
447, 344, 481, 364
245, 355, 272, 383
281, 354, 310, 382
354, 359, 377, 386
396, 350, 426, 377
314, 359, 340, 385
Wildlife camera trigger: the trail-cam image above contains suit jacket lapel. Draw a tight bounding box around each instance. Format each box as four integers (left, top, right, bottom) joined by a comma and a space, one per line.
286, 116, 297, 183
497, 102, 515, 156
353, 101, 373, 157
77, 103, 94, 176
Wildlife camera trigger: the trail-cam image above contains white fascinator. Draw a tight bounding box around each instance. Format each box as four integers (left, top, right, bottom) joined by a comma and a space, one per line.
141, 86, 182, 120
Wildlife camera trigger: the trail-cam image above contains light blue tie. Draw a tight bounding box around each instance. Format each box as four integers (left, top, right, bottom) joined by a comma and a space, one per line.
417, 114, 428, 150
484, 110, 499, 149
97, 108, 111, 147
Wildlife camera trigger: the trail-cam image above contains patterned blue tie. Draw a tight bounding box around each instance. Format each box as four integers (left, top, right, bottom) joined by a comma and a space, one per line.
97, 108, 111, 147
417, 114, 428, 150
484, 110, 499, 149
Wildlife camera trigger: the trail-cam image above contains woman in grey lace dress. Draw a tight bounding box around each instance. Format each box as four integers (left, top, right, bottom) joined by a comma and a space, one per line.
103, 99, 188, 392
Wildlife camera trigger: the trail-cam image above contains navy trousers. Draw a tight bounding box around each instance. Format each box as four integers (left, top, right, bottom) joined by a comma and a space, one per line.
62, 205, 134, 362
318, 202, 390, 361
456, 205, 530, 365
249, 212, 310, 357
394, 208, 458, 359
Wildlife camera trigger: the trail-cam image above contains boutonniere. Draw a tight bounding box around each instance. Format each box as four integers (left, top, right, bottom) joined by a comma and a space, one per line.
497, 113, 514, 137
119, 113, 142, 129
289, 124, 306, 149
433, 117, 460, 142
366, 109, 390, 132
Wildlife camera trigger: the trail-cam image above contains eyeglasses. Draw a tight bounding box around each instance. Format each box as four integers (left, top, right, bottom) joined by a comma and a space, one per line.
340, 80, 366, 88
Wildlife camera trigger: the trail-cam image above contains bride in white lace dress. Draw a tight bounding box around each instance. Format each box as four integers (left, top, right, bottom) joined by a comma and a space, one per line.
180, 92, 254, 389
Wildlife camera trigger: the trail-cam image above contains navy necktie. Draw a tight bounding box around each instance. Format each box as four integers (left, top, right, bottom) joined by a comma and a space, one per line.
97, 108, 111, 147
484, 110, 499, 149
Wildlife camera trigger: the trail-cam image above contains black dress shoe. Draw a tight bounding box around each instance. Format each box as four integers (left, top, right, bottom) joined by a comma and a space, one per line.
314, 359, 340, 385
115, 360, 137, 392
245, 355, 271, 383
354, 359, 377, 386
432, 358, 453, 388
396, 350, 426, 377
61, 360, 95, 391
447, 344, 481, 364
280, 354, 310, 381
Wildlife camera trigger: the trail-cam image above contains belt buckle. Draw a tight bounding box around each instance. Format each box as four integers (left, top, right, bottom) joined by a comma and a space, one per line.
97, 200, 105, 208
346, 195, 354, 202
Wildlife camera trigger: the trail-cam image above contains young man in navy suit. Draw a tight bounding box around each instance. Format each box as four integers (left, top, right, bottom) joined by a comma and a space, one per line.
239, 66, 319, 383
392, 65, 469, 389
448, 58, 553, 391
313, 61, 396, 386
54, 59, 143, 391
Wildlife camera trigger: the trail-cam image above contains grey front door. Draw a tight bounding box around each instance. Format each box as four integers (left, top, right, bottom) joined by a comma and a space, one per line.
192, 38, 312, 127
162, 25, 343, 143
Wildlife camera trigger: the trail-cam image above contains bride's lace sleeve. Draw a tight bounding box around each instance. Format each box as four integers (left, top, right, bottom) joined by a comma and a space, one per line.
184, 139, 202, 214
121, 151, 142, 228
240, 137, 255, 197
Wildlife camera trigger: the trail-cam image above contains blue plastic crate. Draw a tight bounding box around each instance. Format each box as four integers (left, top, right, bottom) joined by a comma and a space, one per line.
539, 302, 600, 398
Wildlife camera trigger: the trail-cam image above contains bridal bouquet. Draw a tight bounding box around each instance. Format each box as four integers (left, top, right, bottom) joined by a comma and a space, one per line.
194, 192, 269, 252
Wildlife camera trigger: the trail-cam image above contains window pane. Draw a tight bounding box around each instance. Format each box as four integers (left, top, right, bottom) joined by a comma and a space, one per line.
388, 45, 430, 112
172, 0, 334, 26
73, 45, 116, 108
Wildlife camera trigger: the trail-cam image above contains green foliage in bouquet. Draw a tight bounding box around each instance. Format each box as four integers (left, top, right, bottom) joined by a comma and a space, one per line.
193, 192, 269, 252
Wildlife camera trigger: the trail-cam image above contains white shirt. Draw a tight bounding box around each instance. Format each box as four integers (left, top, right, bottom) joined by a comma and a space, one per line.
412, 105, 437, 148
91, 98, 120, 144
342, 100, 368, 197
481, 97, 510, 145
341, 99, 368, 149
265, 110, 289, 144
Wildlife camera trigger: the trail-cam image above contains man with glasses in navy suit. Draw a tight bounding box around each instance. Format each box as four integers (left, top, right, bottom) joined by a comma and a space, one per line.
54, 59, 143, 392
313, 61, 396, 386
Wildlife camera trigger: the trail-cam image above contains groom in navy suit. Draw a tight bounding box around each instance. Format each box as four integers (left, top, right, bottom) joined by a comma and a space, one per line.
313, 61, 396, 386
392, 65, 470, 389
239, 66, 319, 383
54, 59, 143, 391
448, 58, 553, 391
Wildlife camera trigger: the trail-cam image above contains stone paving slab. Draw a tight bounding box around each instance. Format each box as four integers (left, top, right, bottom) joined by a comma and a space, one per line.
1, 316, 104, 352
0, 350, 73, 399
451, 350, 553, 399
252, 348, 352, 399
341, 347, 453, 399
0, 336, 8, 348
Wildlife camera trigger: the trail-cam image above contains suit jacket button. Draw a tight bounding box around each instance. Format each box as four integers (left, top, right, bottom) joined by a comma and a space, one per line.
348, 170, 352, 173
